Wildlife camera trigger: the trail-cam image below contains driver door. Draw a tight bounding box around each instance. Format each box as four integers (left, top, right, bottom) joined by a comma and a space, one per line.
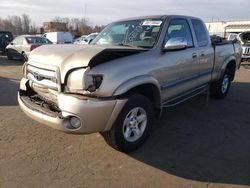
157, 18, 200, 101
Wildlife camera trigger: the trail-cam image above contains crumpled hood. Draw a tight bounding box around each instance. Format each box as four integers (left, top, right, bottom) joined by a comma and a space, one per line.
28, 44, 104, 82
28, 44, 145, 83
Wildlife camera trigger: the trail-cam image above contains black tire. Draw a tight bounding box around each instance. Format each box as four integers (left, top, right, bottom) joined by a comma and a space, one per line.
210, 68, 231, 99
6, 50, 13, 60
22, 52, 28, 62
101, 94, 153, 152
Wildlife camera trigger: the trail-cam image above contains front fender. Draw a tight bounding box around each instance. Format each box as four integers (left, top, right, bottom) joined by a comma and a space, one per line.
113, 75, 161, 96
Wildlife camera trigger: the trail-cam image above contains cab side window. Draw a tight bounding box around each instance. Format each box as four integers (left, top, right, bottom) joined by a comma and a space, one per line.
165, 19, 194, 47
191, 19, 209, 47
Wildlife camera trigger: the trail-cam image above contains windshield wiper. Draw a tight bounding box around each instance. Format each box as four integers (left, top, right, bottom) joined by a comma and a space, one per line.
115, 43, 145, 49
115, 43, 136, 47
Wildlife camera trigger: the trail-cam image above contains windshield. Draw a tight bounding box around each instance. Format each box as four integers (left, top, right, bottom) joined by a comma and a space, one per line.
26, 37, 52, 44
92, 19, 164, 48
239, 32, 250, 44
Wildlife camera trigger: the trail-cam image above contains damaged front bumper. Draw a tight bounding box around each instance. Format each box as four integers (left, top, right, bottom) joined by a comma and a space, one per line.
18, 78, 127, 134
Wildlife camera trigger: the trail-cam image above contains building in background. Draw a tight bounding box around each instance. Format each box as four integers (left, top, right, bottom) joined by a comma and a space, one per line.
205, 20, 250, 37
42, 22, 67, 33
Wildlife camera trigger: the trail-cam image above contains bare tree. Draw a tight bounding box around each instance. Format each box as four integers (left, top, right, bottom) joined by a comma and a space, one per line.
51, 16, 104, 35
93, 25, 105, 33
29, 24, 38, 34
0, 16, 13, 33
22, 14, 31, 34
11, 16, 23, 34
0, 14, 104, 36
0, 14, 38, 35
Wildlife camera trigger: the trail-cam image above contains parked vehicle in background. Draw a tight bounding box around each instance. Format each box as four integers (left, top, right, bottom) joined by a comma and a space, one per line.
18, 15, 242, 152
43, 32, 73, 44
228, 33, 238, 41
6, 35, 52, 61
73, 35, 87, 44
228, 32, 250, 61
0, 31, 13, 53
73, 34, 81, 40
76, 33, 98, 44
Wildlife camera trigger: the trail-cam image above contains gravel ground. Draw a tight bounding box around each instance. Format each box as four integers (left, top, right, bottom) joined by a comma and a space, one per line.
0, 56, 250, 188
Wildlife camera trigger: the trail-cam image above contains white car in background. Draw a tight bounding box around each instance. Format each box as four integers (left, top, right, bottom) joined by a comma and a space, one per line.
73, 35, 87, 44
5, 35, 52, 61
75, 33, 99, 45
43, 32, 73, 44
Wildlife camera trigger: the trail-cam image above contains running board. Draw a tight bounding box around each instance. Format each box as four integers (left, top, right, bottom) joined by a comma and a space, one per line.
162, 84, 209, 108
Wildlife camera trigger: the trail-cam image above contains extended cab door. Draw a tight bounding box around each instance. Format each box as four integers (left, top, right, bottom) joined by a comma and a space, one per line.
191, 19, 214, 84
158, 18, 201, 101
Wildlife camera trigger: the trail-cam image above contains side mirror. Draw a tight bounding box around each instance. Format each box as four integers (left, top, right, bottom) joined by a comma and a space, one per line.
163, 37, 188, 51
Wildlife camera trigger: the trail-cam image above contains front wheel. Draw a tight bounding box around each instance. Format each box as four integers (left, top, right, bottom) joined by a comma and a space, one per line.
101, 94, 153, 152
210, 68, 231, 99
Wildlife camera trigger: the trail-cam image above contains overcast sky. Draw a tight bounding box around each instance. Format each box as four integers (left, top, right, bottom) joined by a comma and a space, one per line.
1, 0, 250, 26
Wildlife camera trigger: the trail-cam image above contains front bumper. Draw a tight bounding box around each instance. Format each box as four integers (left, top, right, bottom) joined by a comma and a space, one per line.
18, 78, 127, 134
242, 54, 250, 59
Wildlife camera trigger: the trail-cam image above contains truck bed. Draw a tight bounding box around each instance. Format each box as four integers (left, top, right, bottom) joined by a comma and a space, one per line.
212, 37, 242, 80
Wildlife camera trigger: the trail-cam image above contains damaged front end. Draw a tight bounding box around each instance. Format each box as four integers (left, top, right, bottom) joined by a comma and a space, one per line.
19, 90, 61, 118
18, 44, 145, 133
18, 64, 127, 133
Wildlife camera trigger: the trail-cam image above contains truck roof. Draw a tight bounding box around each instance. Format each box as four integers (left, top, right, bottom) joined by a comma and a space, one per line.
116, 15, 202, 22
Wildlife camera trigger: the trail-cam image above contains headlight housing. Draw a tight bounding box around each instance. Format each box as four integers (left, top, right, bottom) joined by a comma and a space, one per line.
66, 68, 86, 92
85, 75, 103, 92
66, 68, 103, 93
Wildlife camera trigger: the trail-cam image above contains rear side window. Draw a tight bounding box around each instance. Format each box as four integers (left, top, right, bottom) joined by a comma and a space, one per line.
165, 19, 194, 47
191, 19, 209, 47
26, 37, 52, 44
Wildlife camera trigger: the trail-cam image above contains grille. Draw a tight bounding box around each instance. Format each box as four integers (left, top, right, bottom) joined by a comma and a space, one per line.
243, 47, 250, 55
20, 92, 61, 118
26, 64, 60, 91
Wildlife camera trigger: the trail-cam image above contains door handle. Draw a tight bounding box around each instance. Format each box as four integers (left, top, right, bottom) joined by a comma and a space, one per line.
192, 53, 197, 58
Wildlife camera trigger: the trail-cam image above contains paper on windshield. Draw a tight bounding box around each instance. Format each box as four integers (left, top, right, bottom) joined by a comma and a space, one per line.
142, 20, 162, 26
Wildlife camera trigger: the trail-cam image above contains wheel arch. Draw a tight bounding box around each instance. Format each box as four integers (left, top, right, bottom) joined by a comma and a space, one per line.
220, 57, 236, 81
113, 75, 162, 116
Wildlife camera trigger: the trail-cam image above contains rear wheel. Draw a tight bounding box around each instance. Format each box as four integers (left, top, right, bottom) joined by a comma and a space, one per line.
101, 94, 153, 152
6, 50, 13, 60
210, 68, 231, 99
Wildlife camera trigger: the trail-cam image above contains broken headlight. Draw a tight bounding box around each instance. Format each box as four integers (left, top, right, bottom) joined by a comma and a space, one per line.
66, 68, 103, 93
85, 75, 103, 92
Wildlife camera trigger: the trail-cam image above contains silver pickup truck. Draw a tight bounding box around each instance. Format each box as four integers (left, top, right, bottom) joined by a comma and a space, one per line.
18, 15, 242, 152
